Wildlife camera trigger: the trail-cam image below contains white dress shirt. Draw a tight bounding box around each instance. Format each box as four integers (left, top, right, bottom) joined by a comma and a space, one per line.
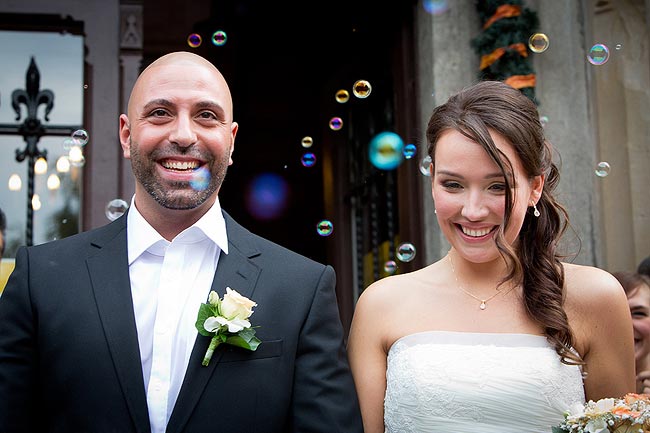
126, 196, 228, 433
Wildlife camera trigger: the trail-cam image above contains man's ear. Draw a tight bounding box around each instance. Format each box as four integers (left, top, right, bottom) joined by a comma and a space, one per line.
119, 114, 132, 159
229, 121, 238, 166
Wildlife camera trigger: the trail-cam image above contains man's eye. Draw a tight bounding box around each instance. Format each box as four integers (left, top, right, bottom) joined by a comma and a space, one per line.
198, 111, 217, 120
150, 109, 168, 117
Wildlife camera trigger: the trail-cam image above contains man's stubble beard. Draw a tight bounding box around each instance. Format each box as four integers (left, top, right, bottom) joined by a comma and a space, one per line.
129, 138, 230, 210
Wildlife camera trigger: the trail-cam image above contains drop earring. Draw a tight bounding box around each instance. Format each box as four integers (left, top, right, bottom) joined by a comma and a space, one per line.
533, 203, 540, 217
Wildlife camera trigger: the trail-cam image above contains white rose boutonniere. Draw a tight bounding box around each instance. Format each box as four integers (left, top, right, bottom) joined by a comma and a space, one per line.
195, 287, 261, 366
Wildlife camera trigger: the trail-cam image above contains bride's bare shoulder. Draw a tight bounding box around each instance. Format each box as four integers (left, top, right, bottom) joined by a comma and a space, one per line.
356, 262, 443, 307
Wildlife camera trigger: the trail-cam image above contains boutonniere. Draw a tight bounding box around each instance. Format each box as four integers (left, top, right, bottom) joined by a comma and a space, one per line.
194, 287, 261, 366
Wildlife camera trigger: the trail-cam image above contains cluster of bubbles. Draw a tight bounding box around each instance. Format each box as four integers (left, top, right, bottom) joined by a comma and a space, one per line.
383, 242, 418, 275
187, 30, 227, 48
525, 33, 617, 179
528, 32, 619, 67
61, 128, 89, 168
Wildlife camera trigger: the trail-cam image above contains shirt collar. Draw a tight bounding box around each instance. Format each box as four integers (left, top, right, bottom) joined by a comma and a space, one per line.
126, 195, 229, 265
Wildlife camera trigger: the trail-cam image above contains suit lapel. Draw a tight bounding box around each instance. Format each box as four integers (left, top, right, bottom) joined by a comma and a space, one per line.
166, 212, 261, 433
86, 217, 151, 433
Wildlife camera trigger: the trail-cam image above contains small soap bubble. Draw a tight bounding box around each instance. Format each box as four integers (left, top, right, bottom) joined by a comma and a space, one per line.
301, 136, 313, 148
403, 143, 417, 159
587, 44, 610, 65
419, 155, 432, 176
301, 152, 316, 167
352, 80, 372, 98
316, 220, 333, 236
106, 198, 129, 221
187, 33, 202, 48
595, 161, 611, 177
615, 43, 622, 50
83, 84, 89, 90
396, 242, 416, 262
539, 115, 549, 127
528, 33, 549, 53
422, 0, 449, 15
329, 117, 343, 131
369, 132, 405, 170
384, 260, 398, 275
335, 89, 350, 103
71, 129, 89, 146
190, 166, 211, 191
211, 30, 227, 46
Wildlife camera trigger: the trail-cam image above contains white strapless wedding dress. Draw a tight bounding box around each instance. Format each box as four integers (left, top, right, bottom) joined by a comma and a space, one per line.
384, 331, 585, 433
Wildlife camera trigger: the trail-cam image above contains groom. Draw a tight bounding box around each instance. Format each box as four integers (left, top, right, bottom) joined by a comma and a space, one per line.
0, 51, 363, 433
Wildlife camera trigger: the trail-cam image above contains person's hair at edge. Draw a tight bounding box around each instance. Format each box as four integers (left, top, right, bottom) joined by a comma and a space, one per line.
613, 270, 650, 298
426, 79, 583, 366
638, 257, 650, 278
0, 207, 6, 256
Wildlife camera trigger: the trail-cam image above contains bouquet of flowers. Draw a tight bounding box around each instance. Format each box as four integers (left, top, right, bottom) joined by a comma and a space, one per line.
553, 393, 650, 433
195, 287, 260, 366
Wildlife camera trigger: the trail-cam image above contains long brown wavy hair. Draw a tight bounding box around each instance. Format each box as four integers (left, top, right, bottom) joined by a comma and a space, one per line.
426, 80, 583, 366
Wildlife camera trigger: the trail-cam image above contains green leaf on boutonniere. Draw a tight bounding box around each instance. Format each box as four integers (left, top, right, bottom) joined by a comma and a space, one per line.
225, 327, 261, 351
195, 303, 217, 337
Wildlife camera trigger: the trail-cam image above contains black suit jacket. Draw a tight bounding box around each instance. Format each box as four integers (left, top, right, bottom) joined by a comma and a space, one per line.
0, 210, 363, 433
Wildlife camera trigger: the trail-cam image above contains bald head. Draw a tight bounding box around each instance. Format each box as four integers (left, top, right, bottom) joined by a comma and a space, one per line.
127, 51, 233, 118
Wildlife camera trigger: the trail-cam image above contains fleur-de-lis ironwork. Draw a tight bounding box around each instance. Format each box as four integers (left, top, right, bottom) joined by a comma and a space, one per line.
0, 56, 81, 247
12, 57, 53, 163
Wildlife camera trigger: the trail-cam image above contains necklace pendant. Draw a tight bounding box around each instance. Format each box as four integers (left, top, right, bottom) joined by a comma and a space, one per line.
479, 301, 487, 310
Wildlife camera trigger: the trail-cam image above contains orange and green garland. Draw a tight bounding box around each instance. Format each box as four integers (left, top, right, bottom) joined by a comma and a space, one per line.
470, 0, 540, 104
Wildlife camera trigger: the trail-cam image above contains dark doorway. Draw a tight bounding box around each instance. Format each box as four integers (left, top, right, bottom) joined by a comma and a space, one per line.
142, 1, 423, 330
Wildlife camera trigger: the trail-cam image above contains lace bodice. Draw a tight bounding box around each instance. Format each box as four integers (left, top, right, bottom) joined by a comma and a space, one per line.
384, 331, 585, 433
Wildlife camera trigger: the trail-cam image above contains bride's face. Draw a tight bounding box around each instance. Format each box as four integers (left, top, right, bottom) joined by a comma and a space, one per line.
431, 129, 542, 264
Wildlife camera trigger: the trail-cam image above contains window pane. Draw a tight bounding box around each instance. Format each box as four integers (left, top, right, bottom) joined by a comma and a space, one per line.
0, 30, 84, 258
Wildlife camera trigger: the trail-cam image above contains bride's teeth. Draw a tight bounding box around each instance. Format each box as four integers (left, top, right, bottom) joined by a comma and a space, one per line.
462, 226, 491, 237
162, 160, 198, 170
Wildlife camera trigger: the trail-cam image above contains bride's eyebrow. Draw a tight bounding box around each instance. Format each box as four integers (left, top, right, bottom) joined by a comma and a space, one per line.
436, 170, 507, 180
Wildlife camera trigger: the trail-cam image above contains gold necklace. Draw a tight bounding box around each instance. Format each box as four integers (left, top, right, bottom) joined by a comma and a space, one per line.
448, 254, 516, 310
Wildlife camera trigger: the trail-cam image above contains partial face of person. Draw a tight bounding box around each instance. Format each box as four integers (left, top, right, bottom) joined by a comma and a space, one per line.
627, 283, 650, 365
119, 54, 238, 211
431, 129, 543, 263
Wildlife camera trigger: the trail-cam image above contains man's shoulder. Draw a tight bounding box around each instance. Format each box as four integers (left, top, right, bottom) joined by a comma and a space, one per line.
27, 217, 126, 254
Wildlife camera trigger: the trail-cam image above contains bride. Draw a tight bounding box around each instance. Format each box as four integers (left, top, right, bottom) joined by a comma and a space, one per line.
347, 80, 635, 433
